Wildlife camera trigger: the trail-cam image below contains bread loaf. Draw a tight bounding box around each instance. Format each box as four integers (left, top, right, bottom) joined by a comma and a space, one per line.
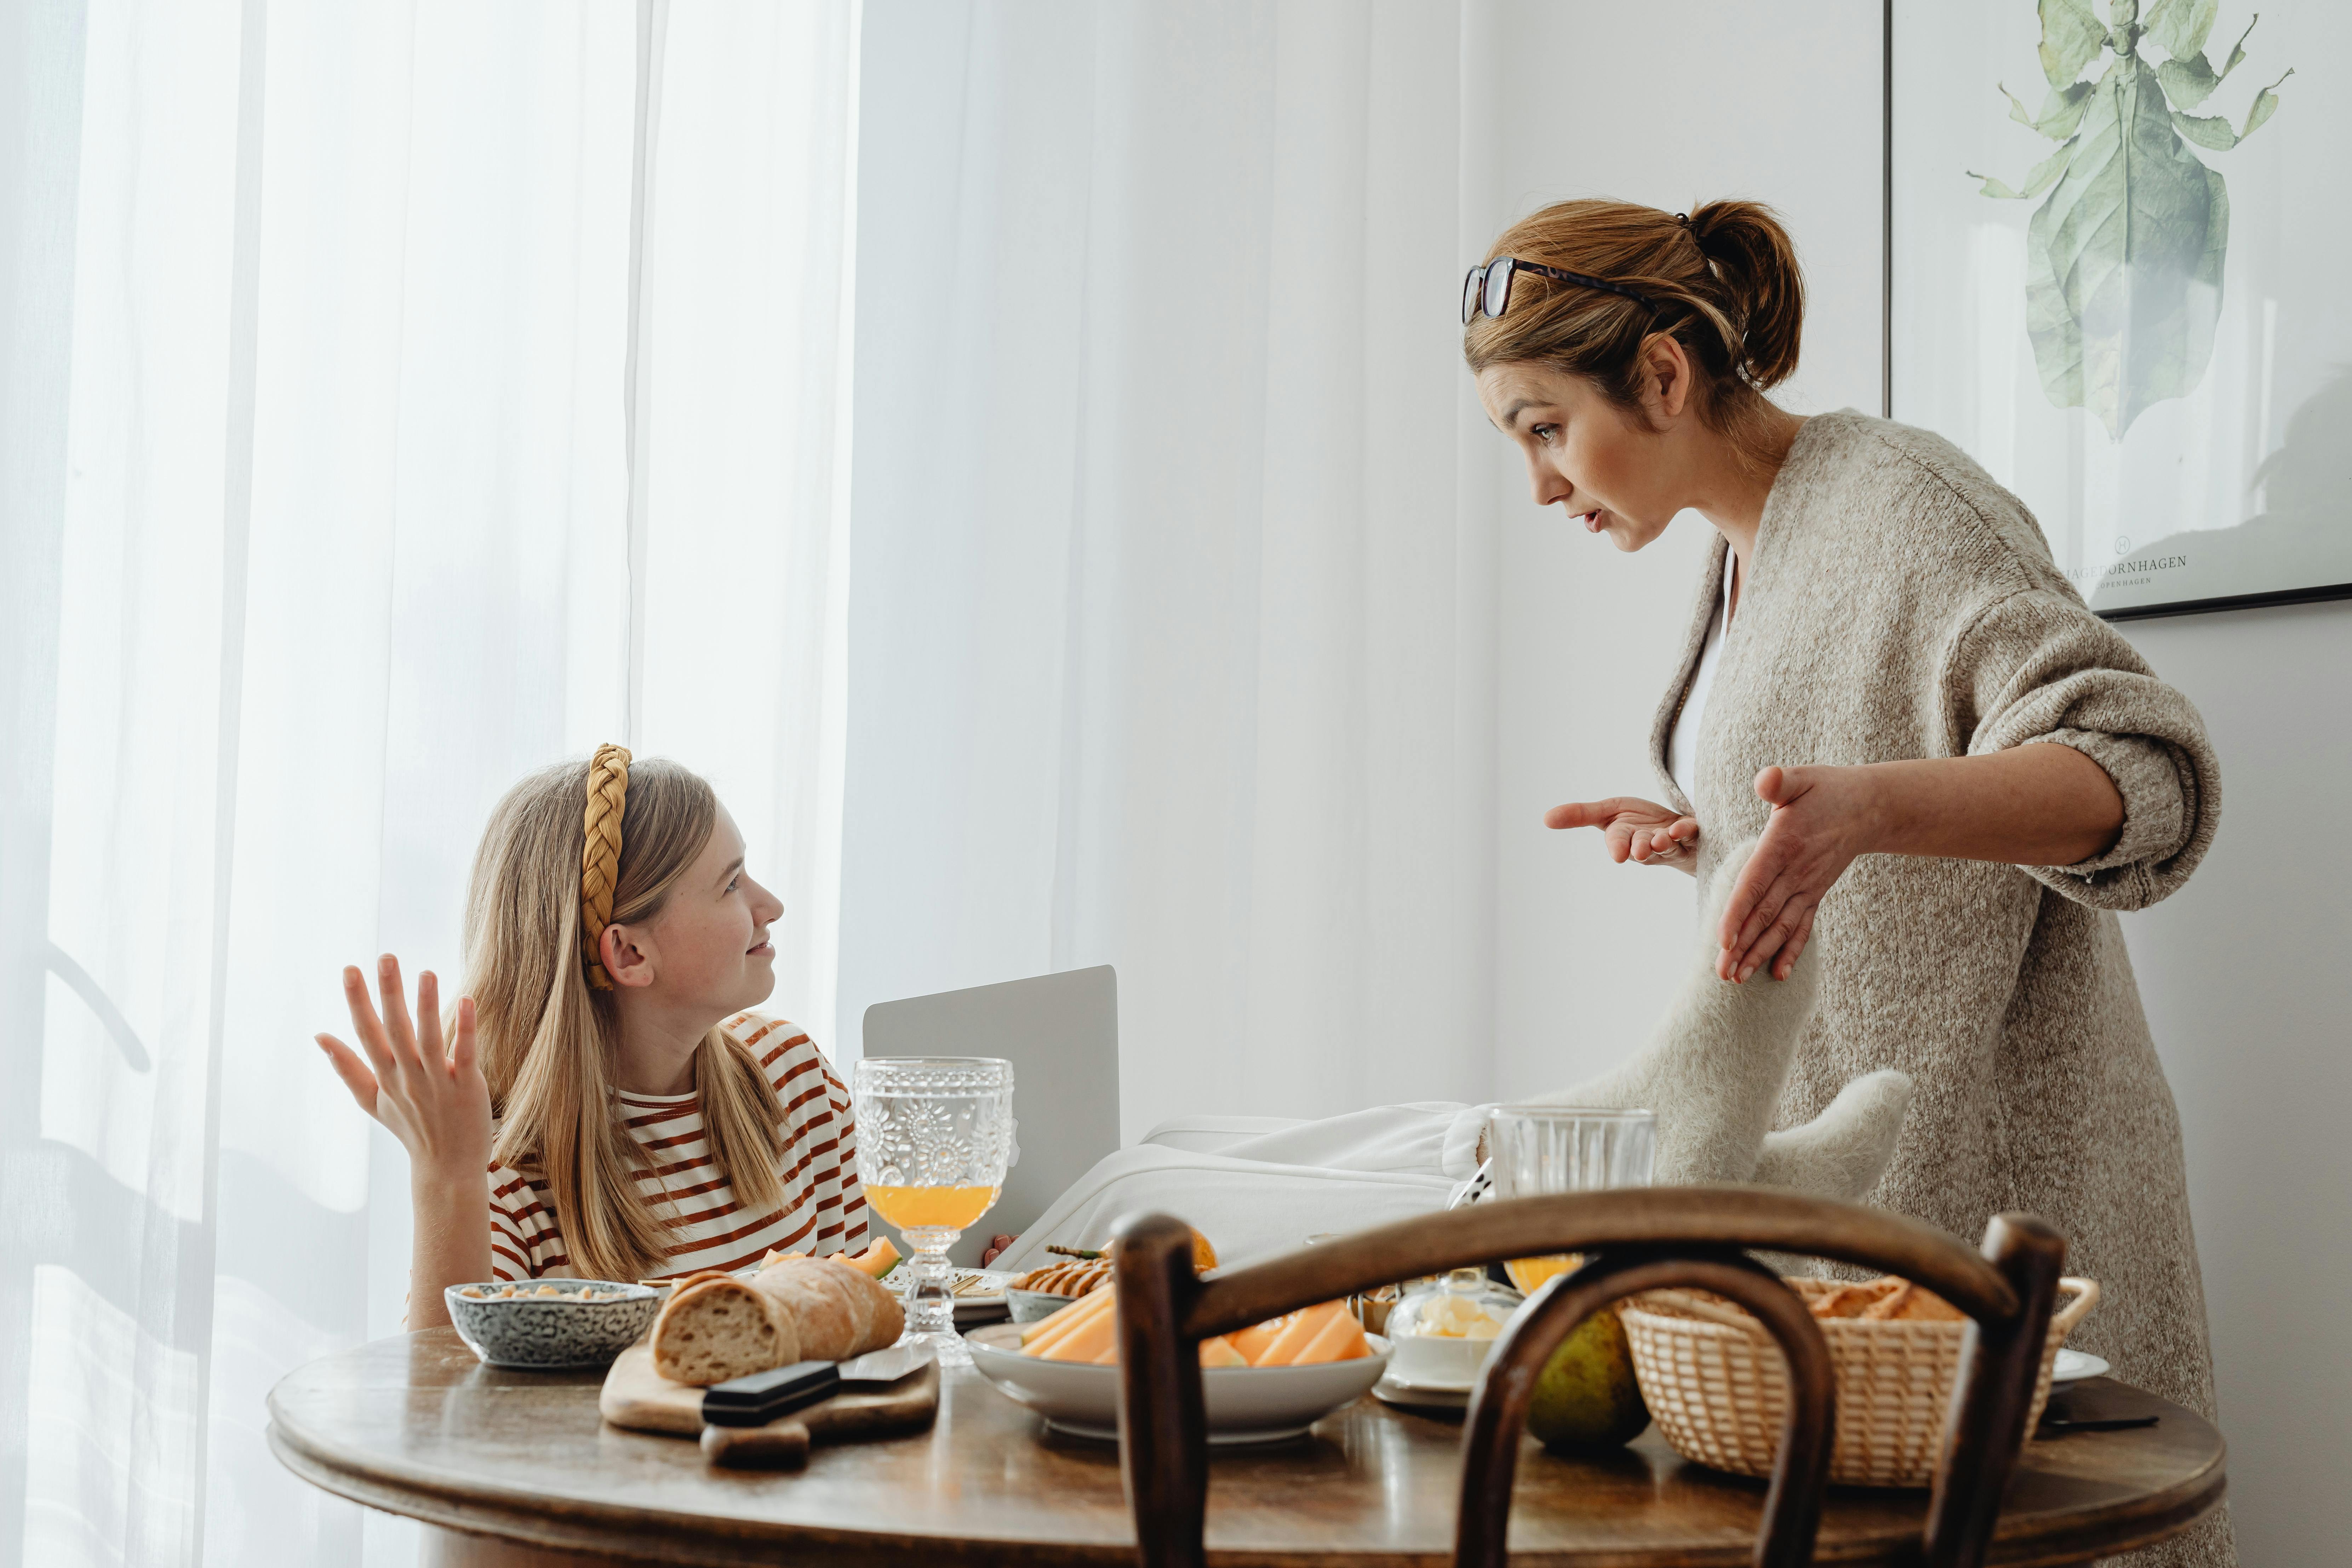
651, 1277, 804, 1385
650, 1256, 906, 1386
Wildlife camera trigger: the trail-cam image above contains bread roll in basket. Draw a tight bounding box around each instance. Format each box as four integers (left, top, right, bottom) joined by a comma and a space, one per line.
1620, 1275, 2099, 1489
652, 1256, 906, 1385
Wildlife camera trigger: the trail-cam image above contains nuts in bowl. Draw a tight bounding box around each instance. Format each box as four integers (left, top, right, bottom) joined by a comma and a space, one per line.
444, 1280, 659, 1370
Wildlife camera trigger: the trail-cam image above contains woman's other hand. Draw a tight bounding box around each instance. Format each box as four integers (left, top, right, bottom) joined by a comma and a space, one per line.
316, 955, 492, 1185
1720, 747, 2129, 983
1718, 765, 1878, 984
1544, 796, 1700, 871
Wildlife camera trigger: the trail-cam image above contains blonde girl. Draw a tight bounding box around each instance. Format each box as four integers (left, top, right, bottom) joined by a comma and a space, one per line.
316, 746, 867, 1328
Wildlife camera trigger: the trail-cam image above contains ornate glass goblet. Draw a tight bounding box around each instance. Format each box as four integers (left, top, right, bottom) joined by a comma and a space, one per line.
851, 1056, 1015, 1368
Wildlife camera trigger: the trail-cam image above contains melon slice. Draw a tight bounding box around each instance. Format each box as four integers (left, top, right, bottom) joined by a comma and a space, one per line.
1290, 1306, 1369, 1364
1252, 1300, 1346, 1367
1021, 1289, 1114, 1355
1039, 1304, 1117, 1363
842, 1238, 900, 1278
1227, 1317, 1287, 1365
1198, 1335, 1247, 1368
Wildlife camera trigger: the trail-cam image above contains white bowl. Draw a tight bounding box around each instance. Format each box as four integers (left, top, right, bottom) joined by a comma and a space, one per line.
1386, 1330, 1496, 1390
964, 1322, 1390, 1444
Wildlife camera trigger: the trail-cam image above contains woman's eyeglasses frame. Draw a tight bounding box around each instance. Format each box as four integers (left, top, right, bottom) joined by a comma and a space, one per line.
1462, 257, 1659, 324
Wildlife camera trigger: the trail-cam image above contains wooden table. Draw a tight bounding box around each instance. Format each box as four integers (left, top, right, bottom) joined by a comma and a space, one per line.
269, 1329, 2222, 1568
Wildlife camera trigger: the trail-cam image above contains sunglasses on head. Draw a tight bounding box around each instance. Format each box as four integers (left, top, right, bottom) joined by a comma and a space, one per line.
1462, 257, 1659, 324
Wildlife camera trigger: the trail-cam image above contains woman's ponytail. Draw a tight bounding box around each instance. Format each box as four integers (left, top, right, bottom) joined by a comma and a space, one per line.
1686, 199, 1804, 390
1463, 195, 1808, 469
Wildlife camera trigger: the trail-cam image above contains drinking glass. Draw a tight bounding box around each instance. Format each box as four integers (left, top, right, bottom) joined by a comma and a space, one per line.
852, 1056, 1015, 1367
1484, 1106, 1656, 1295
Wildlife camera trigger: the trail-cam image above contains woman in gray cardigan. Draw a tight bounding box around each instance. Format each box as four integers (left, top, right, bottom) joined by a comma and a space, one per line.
1465, 198, 2227, 1567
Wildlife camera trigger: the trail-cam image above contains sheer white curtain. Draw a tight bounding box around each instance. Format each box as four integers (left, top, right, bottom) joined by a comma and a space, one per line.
0, 2, 858, 1564
836, 0, 1503, 1140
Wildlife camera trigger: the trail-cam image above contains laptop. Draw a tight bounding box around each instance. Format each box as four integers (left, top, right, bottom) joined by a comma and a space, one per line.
860, 965, 1119, 1267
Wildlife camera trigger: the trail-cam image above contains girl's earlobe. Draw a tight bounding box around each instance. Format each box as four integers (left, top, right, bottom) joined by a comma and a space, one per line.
601, 924, 654, 988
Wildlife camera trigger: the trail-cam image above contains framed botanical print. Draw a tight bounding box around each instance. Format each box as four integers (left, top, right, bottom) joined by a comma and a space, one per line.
1890, 0, 2351, 619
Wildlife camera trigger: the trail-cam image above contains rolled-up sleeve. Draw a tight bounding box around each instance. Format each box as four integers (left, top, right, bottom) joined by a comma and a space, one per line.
1937, 588, 2220, 910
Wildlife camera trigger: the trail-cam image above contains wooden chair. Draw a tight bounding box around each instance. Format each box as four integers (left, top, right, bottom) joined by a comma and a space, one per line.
1109, 1187, 2066, 1568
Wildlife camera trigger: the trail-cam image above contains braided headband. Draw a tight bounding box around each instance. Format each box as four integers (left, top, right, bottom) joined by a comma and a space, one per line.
580, 743, 632, 990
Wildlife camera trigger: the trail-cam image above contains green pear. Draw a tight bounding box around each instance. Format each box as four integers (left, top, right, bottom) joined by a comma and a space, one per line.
1524, 1308, 1650, 1452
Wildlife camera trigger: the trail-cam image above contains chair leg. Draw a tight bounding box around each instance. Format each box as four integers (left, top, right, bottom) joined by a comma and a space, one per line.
1455, 1248, 1836, 1568
1111, 1214, 1208, 1568
1922, 1212, 2067, 1568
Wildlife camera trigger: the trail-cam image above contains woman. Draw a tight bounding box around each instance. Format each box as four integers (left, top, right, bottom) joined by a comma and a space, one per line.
315, 746, 867, 1327
1466, 199, 2226, 1566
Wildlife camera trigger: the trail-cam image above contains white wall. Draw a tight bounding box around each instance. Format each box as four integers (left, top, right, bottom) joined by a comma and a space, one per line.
2111, 605, 2352, 1564
1480, 0, 1887, 1099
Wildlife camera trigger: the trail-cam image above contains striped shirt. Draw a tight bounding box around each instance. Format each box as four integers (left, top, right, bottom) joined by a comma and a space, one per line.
486, 1012, 869, 1281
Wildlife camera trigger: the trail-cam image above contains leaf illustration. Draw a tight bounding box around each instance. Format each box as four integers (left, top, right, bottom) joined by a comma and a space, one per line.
2169, 64, 2290, 148
2024, 59, 2229, 436
1977, 0, 2289, 439
2002, 79, 2097, 137
2145, 0, 2219, 59
2154, 14, 2255, 109
2039, 0, 2109, 86
1975, 143, 2079, 200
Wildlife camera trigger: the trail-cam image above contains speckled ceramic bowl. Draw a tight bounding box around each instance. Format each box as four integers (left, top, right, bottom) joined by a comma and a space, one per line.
444, 1282, 659, 1370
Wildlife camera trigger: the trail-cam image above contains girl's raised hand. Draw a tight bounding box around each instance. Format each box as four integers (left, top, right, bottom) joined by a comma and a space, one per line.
316, 955, 492, 1186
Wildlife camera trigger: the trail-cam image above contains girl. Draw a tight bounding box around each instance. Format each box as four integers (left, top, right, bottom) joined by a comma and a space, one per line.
317, 744, 867, 1328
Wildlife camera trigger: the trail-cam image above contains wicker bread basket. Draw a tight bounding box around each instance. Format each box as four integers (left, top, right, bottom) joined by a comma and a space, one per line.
1619, 1276, 2098, 1489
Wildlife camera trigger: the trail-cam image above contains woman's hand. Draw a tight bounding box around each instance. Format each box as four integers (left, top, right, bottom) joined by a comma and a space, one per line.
1718, 765, 1882, 984
316, 955, 492, 1186
1544, 796, 1700, 871
1719, 746, 2127, 983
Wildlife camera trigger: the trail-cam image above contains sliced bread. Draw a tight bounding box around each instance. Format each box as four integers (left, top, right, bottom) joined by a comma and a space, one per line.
649, 1276, 804, 1386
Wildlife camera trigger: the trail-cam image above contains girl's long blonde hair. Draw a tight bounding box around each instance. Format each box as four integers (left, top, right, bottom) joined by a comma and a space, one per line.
465, 755, 787, 1283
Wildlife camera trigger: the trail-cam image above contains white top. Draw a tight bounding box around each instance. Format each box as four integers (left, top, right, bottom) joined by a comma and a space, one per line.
1666, 555, 1735, 808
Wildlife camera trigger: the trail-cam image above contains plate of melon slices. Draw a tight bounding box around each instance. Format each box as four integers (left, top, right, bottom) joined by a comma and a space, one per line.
965, 1294, 1390, 1445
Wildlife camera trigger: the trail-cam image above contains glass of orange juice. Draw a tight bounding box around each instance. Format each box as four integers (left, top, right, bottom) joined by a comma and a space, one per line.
851, 1056, 1015, 1366
1486, 1106, 1656, 1297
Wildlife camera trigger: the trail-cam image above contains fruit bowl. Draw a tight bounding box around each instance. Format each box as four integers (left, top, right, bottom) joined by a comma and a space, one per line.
964, 1322, 1390, 1444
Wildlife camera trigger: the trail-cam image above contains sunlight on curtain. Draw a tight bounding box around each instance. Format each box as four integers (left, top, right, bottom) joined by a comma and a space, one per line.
632, 0, 860, 1057
837, 0, 1497, 1139
0, 2, 859, 1564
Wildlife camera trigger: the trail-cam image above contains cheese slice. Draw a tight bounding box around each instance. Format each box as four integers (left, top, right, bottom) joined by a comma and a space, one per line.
1252, 1300, 1346, 1367
1289, 1306, 1369, 1364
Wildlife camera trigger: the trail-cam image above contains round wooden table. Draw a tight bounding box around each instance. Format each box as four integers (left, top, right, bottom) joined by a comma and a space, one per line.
269, 1329, 2222, 1567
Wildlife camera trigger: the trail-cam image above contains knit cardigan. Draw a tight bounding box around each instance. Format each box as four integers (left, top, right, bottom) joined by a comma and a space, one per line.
1655, 411, 2229, 1566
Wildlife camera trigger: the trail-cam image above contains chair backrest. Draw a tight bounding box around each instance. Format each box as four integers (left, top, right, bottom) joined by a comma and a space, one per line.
1109, 1187, 2065, 1568
863, 965, 1119, 1265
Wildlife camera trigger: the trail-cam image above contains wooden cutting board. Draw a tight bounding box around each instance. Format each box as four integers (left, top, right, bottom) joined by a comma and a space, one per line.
598, 1343, 939, 1469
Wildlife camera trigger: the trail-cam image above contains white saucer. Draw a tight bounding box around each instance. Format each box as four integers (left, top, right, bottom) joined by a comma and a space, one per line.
1371, 1373, 1471, 1412
2051, 1348, 2110, 1385
1043, 1417, 1313, 1446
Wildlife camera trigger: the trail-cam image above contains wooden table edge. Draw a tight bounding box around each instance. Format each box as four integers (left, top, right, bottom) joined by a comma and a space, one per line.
265, 1419, 1131, 1568
269, 1412, 2227, 1568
